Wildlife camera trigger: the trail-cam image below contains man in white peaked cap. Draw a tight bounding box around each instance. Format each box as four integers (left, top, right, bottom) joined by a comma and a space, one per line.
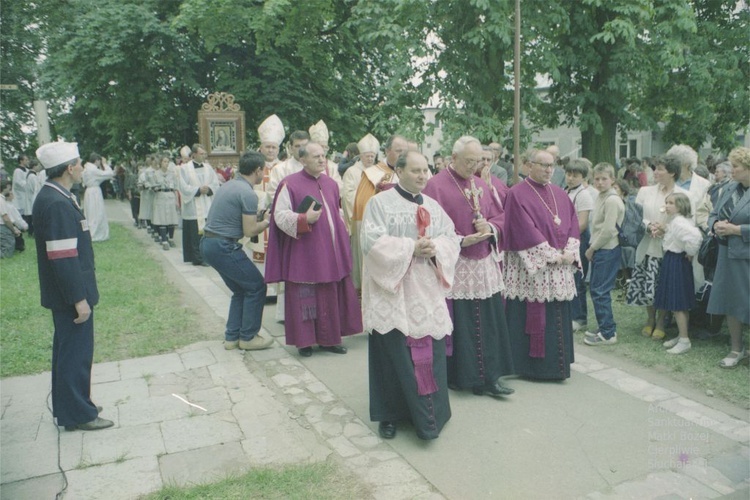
33, 141, 113, 432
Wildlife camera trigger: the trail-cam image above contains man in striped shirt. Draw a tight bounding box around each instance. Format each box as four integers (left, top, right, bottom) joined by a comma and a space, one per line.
33, 141, 113, 432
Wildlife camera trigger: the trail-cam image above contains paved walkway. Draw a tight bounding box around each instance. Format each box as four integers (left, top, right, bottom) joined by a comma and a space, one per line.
1, 200, 748, 499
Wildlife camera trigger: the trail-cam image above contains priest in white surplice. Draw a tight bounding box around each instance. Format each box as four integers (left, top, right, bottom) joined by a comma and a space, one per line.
361, 151, 460, 441
178, 143, 219, 266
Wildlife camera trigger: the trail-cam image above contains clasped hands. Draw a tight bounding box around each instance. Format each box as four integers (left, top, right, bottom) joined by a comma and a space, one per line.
713, 220, 740, 238
549, 250, 576, 266
648, 222, 665, 238
413, 236, 437, 258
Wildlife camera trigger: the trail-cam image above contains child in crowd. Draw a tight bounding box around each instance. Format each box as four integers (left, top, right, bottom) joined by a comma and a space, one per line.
584, 163, 625, 346
653, 193, 702, 354
565, 158, 595, 331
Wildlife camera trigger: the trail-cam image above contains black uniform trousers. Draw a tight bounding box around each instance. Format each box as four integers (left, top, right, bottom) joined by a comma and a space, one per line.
51, 307, 98, 427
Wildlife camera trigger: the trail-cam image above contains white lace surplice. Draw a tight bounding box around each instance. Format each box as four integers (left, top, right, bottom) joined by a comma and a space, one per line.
361, 189, 460, 339
503, 238, 580, 303
448, 254, 504, 300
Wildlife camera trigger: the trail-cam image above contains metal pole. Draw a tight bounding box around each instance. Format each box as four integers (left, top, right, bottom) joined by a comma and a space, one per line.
512, 0, 521, 185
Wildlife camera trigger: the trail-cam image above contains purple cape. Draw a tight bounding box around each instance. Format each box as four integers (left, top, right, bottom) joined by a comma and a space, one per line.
503, 178, 579, 251
422, 168, 504, 260
265, 170, 353, 283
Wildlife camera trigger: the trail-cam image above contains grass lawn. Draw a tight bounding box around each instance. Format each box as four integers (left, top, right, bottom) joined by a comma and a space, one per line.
143, 460, 370, 500
581, 286, 750, 409
0, 223, 212, 378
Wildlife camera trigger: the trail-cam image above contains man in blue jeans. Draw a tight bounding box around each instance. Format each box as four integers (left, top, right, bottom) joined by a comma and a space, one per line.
200, 151, 274, 350
584, 163, 625, 346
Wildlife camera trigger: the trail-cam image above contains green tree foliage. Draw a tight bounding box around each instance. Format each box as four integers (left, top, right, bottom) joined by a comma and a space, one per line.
641, 0, 750, 153
174, 0, 430, 149
537, 0, 662, 164
41, 0, 206, 158
0, 2, 46, 164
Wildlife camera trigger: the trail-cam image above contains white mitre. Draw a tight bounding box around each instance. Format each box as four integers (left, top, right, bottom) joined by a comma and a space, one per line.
357, 133, 380, 154
258, 114, 285, 146
179, 145, 191, 161
309, 120, 329, 145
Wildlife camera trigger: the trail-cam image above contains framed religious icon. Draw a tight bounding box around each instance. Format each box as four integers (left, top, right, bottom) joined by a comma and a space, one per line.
197, 93, 246, 163
209, 120, 237, 154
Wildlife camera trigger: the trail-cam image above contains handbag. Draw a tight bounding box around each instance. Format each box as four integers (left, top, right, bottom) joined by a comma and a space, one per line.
697, 232, 718, 270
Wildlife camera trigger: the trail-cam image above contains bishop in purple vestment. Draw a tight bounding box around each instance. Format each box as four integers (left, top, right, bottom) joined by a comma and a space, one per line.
265, 143, 362, 356
502, 149, 580, 380
423, 136, 515, 397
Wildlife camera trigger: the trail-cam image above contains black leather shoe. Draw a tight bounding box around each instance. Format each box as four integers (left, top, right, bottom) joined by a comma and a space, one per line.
320, 345, 347, 354
65, 417, 114, 431
473, 381, 515, 397
378, 421, 396, 439
298, 347, 313, 357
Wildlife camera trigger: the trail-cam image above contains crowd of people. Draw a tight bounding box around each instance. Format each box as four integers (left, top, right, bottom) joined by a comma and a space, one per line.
16, 121, 749, 438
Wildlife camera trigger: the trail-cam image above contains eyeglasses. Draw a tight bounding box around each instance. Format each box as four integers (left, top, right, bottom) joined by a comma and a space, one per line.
531, 161, 555, 169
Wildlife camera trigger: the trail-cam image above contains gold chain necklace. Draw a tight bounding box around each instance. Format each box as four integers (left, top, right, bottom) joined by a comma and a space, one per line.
525, 178, 561, 226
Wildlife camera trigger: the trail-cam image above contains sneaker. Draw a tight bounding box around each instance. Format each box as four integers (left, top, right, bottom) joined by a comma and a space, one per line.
224, 340, 239, 350
168, 239, 176, 248
666, 340, 691, 355
583, 330, 599, 339
239, 335, 274, 351
162, 241, 170, 251
662, 337, 680, 349
572, 320, 587, 332
584, 332, 617, 346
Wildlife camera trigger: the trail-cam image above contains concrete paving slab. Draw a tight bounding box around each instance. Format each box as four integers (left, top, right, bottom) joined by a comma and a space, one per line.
80, 423, 165, 465
179, 347, 216, 370
1, 434, 82, 483
146, 366, 215, 397
159, 442, 250, 487
90, 360, 121, 383
371, 481, 436, 500
116, 393, 193, 427
90, 377, 149, 408
62, 456, 162, 500
0, 473, 66, 500
586, 470, 724, 499
160, 410, 242, 453
184, 386, 233, 413
118, 353, 185, 380
1, 411, 45, 445
709, 448, 750, 483
0, 373, 50, 397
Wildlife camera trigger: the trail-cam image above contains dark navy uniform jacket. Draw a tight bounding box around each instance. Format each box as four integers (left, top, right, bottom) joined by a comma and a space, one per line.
32, 180, 99, 311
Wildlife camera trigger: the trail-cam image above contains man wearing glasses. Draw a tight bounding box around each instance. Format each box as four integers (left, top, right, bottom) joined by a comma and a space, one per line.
423, 136, 516, 397
502, 149, 580, 381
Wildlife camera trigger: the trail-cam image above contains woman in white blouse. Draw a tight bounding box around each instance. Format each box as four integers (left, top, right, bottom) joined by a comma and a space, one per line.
626, 156, 690, 340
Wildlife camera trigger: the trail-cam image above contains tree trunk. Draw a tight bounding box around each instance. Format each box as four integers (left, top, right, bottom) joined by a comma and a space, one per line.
580, 107, 617, 166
